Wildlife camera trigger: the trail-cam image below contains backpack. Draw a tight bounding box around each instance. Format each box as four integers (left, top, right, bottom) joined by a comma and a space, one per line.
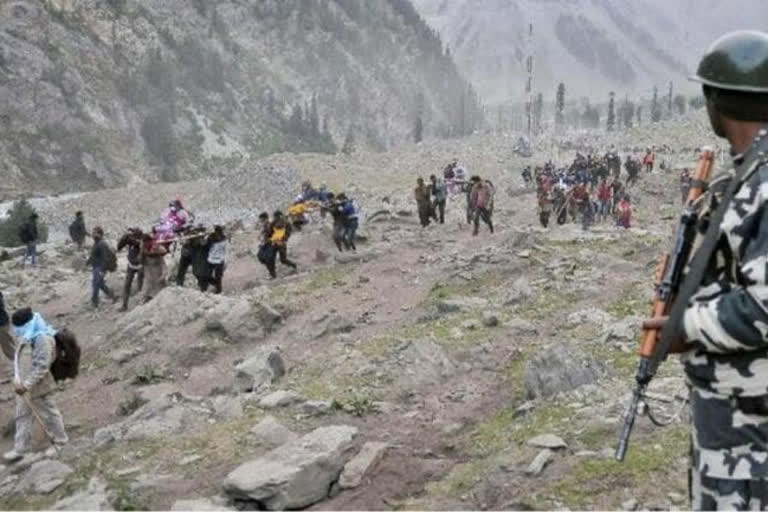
342, 200, 357, 217
104, 245, 118, 273
50, 329, 81, 382
257, 243, 274, 264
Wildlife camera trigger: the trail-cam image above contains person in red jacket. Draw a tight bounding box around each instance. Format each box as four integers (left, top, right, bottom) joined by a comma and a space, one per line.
643, 148, 656, 173
597, 179, 613, 222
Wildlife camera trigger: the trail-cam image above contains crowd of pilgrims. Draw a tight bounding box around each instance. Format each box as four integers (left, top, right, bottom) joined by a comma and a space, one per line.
92, 181, 361, 311
527, 147, 664, 230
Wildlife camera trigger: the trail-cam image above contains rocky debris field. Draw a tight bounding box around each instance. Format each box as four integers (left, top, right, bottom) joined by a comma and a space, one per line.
0, 127, 714, 510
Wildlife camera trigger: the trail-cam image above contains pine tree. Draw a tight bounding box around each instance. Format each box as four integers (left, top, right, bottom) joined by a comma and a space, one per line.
555, 83, 566, 131
497, 106, 503, 134
288, 104, 304, 136
607, 92, 616, 132
533, 93, 544, 134
309, 94, 320, 135
674, 94, 687, 115
636, 104, 643, 125
413, 116, 423, 143
341, 124, 355, 155
621, 95, 634, 130
667, 81, 674, 116
651, 86, 662, 123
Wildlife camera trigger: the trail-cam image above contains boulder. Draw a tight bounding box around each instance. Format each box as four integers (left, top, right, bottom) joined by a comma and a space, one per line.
567, 307, 613, 326
602, 316, 642, 343
524, 345, 604, 399
223, 425, 358, 510
482, 311, 500, 327
249, 416, 298, 448
210, 395, 244, 420
205, 298, 267, 343
310, 313, 354, 339
527, 434, 567, 450
258, 390, 304, 409
171, 497, 234, 511
394, 339, 456, 388
54, 477, 113, 510
299, 400, 332, 417
94, 393, 210, 444
503, 277, 534, 305
233, 346, 285, 393
17, 459, 73, 494
525, 449, 554, 476
338, 442, 389, 489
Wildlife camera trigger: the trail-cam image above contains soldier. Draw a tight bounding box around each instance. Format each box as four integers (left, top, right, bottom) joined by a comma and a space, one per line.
646, 31, 768, 510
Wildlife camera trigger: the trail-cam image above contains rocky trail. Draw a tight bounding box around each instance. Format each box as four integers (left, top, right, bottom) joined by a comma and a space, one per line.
0, 133, 707, 510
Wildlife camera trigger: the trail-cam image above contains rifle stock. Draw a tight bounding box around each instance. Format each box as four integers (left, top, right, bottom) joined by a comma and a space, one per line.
615, 148, 714, 462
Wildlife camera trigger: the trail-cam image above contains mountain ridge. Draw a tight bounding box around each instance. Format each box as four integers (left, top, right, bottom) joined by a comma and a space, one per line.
413, 0, 768, 104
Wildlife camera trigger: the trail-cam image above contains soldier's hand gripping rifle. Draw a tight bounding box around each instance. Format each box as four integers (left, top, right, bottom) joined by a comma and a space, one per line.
615, 148, 715, 462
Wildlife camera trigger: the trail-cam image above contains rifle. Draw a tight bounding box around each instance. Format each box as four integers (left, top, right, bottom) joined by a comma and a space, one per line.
615, 147, 715, 462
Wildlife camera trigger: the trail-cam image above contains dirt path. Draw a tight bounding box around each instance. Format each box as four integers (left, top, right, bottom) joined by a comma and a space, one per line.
0, 168, 694, 510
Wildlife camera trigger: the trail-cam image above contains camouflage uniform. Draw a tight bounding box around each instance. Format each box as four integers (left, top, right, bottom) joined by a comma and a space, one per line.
681, 137, 768, 509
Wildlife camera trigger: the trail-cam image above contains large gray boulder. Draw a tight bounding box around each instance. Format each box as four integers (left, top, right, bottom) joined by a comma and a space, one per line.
249, 416, 298, 448
16, 459, 73, 495
524, 345, 604, 399
54, 477, 113, 510
171, 497, 234, 511
233, 346, 286, 393
339, 442, 389, 489
94, 393, 210, 445
223, 425, 358, 510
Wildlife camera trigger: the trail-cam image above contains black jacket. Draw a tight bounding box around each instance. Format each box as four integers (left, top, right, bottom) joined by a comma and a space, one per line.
19, 220, 38, 243
88, 238, 110, 269
117, 233, 142, 266
69, 218, 86, 243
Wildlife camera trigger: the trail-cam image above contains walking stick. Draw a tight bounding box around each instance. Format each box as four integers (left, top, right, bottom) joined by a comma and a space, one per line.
14, 344, 56, 445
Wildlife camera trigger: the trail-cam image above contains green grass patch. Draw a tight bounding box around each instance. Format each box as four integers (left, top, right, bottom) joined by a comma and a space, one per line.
545, 425, 688, 509
464, 402, 573, 458
304, 266, 347, 293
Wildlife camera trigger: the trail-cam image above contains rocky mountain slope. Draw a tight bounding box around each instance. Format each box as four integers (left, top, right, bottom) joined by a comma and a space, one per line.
0, 0, 479, 199
0, 119, 719, 510
412, 0, 768, 103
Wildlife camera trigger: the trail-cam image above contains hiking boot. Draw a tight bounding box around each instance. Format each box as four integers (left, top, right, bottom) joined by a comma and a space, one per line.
44, 443, 67, 458
3, 450, 24, 463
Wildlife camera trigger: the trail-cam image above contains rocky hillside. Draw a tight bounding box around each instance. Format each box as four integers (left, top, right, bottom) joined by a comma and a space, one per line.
0, 0, 480, 199
0, 119, 719, 510
412, 0, 768, 103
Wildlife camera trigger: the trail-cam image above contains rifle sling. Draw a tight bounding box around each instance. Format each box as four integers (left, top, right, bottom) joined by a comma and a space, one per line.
653, 129, 768, 372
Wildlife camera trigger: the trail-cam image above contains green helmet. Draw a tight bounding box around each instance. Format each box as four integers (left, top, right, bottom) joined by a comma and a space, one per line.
691, 30, 768, 93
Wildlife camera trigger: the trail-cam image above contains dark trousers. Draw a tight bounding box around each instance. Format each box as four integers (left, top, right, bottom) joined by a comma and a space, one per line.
176, 252, 193, 286
92, 266, 115, 307
333, 222, 345, 252
343, 218, 358, 251
203, 263, 224, 294
433, 200, 446, 224
122, 266, 144, 309
266, 244, 296, 278
473, 207, 493, 235
417, 203, 431, 227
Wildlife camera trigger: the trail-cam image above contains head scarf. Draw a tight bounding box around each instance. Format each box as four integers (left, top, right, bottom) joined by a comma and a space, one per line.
13, 313, 56, 344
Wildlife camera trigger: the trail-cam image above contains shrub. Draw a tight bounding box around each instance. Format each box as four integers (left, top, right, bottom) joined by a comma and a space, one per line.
0, 200, 48, 248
